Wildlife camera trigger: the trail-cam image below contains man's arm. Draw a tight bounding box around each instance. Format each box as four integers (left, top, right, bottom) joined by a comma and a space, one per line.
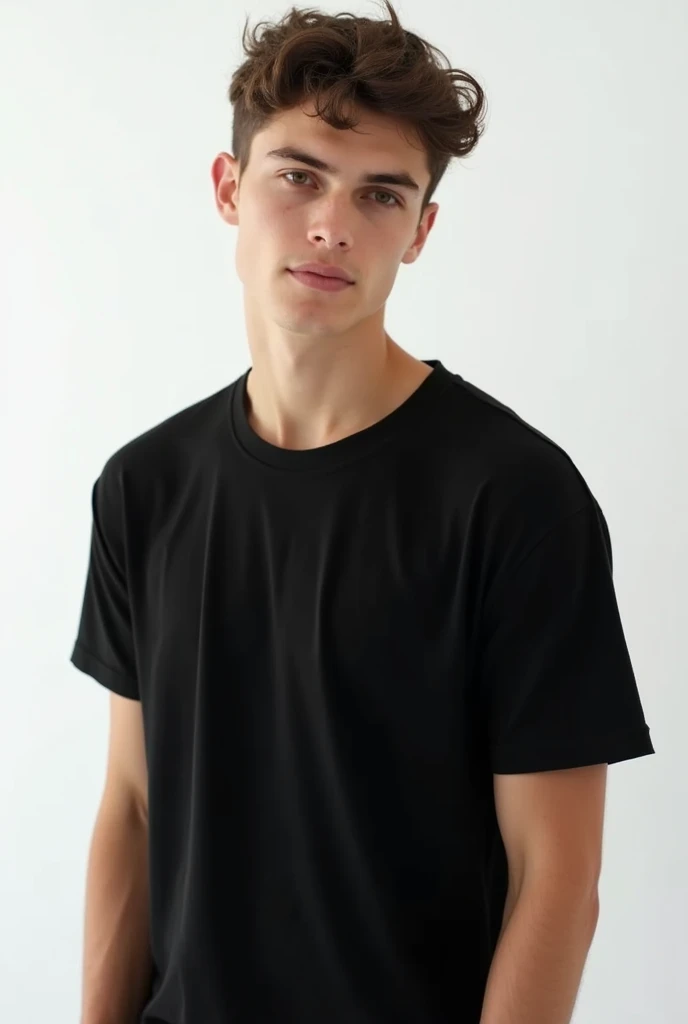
80, 693, 153, 1024
479, 763, 607, 1024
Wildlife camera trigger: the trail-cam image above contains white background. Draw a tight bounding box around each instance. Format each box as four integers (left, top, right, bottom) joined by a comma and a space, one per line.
1, 0, 683, 1020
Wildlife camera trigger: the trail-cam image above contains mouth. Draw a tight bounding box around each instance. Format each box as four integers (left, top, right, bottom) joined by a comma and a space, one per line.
287, 269, 354, 293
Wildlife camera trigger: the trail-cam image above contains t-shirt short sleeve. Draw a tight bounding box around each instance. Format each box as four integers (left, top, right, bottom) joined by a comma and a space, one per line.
70, 461, 140, 701
477, 501, 654, 773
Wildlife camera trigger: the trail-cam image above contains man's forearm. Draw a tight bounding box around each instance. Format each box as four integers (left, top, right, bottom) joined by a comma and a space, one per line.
80, 794, 153, 1024
479, 879, 600, 1024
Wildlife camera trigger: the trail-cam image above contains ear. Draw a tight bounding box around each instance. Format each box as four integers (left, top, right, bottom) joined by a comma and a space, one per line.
211, 152, 241, 226
401, 202, 439, 265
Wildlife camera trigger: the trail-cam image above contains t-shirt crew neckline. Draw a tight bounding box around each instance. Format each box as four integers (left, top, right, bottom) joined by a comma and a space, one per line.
229, 358, 455, 473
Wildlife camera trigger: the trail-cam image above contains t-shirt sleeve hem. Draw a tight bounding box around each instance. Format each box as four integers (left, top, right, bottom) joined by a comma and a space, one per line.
70, 641, 140, 701
491, 723, 655, 774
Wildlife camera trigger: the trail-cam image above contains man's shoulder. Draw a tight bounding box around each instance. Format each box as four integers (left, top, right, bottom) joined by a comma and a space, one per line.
434, 371, 597, 526
100, 378, 239, 485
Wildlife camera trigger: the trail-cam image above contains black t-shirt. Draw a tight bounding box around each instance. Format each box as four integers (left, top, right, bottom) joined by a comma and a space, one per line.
70, 358, 654, 1024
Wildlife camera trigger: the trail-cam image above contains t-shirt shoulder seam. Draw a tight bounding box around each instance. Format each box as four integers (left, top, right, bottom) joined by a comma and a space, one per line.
483, 501, 594, 616
447, 374, 564, 451
503, 501, 593, 576
102, 382, 234, 473
447, 373, 602, 492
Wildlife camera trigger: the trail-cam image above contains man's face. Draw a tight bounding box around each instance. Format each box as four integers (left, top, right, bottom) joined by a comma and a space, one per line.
212, 100, 438, 341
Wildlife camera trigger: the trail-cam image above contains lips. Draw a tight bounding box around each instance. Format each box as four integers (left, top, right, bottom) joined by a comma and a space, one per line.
288, 269, 353, 292
290, 263, 354, 283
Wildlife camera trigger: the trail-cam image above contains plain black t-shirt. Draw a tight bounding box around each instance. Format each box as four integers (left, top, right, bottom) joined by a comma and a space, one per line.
70, 358, 655, 1024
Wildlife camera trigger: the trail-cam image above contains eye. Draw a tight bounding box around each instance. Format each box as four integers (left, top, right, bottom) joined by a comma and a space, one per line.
281, 170, 401, 208
370, 190, 401, 208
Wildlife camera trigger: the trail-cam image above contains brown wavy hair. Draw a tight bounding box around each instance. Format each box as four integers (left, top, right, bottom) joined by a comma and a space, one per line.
227, 0, 487, 222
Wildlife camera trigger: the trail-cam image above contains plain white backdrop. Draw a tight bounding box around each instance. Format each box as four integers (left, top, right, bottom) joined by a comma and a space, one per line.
1, 0, 684, 1020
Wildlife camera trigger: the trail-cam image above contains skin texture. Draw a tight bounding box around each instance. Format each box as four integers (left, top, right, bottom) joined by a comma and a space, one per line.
479, 763, 607, 1023
81, 694, 151, 1024
211, 98, 439, 451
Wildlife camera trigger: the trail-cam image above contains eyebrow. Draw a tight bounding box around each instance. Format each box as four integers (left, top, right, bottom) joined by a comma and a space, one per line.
265, 146, 421, 193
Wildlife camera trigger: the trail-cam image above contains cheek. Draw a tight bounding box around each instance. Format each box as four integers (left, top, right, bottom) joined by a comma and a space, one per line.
234, 205, 281, 281
242, 199, 296, 257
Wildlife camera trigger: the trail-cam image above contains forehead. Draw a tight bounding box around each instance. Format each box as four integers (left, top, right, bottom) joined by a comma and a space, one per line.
254, 100, 427, 173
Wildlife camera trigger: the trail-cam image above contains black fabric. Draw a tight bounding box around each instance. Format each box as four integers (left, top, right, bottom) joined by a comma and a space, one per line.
70, 358, 654, 1024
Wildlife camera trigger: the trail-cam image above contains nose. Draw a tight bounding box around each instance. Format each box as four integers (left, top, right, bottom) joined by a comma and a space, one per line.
307, 199, 354, 251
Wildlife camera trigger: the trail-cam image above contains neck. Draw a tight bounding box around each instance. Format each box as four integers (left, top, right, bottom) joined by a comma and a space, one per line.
243, 333, 432, 451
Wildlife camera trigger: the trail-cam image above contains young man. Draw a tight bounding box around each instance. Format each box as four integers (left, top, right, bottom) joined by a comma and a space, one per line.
70, 3, 654, 1023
